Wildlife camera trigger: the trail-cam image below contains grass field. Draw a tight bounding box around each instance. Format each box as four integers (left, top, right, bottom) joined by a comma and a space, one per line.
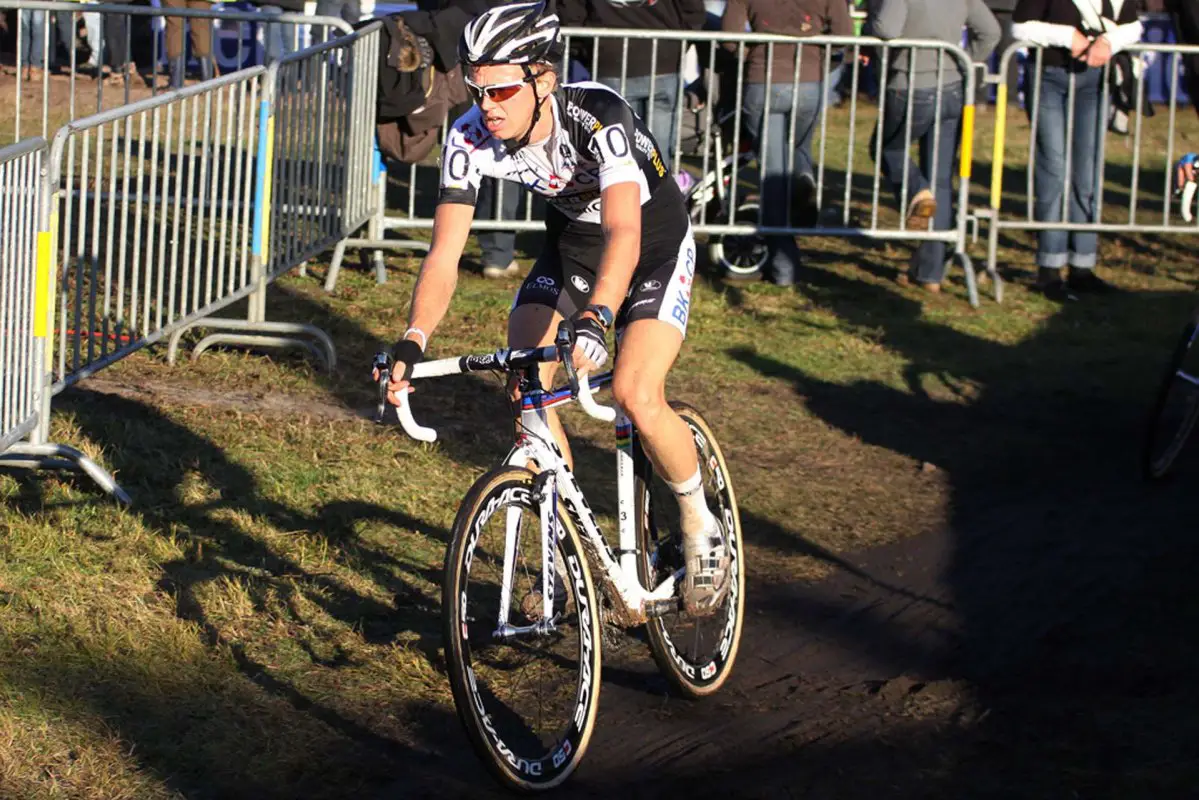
4, 77, 1199, 798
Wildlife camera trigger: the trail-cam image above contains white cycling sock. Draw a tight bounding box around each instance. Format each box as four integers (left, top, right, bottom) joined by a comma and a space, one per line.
666, 467, 717, 538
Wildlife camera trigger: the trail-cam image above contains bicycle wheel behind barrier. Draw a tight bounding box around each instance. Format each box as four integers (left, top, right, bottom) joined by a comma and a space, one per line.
1144, 307, 1199, 480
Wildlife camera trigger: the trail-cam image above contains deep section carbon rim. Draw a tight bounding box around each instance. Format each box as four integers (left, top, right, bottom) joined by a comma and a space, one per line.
445, 472, 600, 789
638, 404, 744, 696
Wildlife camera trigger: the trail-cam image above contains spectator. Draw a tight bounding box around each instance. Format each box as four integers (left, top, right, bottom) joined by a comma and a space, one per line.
83, 8, 103, 74
868, 0, 999, 293
721, 0, 852, 287
557, 0, 707, 177
1012, 0, 1142, 298
17, 6, 74, 80
0, 12, 9, 75
254, 0, 305, 64
99, 11, 134, 85
1167, 0, 1199, 114
313, 0, 360, 44
163, 0, 217, 88
979, 0, 1020, 107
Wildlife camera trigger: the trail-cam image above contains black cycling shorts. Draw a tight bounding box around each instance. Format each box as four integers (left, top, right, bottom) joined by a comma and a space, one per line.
510, 184, 697, 337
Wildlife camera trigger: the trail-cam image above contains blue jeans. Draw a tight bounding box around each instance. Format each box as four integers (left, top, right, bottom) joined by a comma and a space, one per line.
875, 83, 964, 283
19, 9, 74, 69
477, 178, 524, 268
1028, 66, 1105, 269
598, 73, 680, 172
259, 5, 294, 63
743, 81, 824, 282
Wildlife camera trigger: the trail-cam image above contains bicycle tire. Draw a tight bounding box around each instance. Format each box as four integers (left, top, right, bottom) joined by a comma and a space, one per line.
709, 200, 769, 281
443, 466, 602, 791
1143, 307, 1199, 481
635, 402, 745, 697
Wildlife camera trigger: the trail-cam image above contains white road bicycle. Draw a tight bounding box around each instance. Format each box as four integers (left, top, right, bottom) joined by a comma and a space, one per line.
374, 322, 746, 791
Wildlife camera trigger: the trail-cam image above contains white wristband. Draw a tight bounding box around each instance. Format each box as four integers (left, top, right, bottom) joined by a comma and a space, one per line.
404, 327, 428, 352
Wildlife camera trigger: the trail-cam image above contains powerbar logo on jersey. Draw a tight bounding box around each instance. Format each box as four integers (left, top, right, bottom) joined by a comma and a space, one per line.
566, 101, 603, 132
633, 128, 666, 178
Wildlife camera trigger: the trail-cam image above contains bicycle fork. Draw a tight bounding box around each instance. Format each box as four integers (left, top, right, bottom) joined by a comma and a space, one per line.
497, 407, 682, 634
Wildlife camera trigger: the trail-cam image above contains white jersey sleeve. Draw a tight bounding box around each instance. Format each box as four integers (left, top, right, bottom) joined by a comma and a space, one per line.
572, 85, 666, 194
438, 107, 494, 207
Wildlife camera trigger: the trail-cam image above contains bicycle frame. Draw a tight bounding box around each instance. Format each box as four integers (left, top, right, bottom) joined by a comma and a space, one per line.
684, 115, 757, 225
498, 373, 681, 633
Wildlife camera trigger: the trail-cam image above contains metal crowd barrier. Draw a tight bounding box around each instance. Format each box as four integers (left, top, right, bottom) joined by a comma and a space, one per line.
0, 21, 381, 502
1, 0, 354, 144
984, 41, 1199, 298
49, 65, 270, 389
329, 28, 995, 306
164, 21, 382, 368
0, 137, 128, 502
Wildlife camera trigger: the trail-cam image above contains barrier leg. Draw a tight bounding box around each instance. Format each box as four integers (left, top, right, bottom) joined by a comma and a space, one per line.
0, 443, 132, 505
955, 251, 979, 309
166, 317, 337, 371
987, 217, 1004, 304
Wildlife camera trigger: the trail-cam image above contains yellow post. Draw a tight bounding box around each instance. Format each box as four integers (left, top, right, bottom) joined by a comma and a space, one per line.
959, 105, 976, 179
990, 84, 1009, 211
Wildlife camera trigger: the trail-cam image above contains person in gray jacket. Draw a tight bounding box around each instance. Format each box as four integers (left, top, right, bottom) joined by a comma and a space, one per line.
868, 0, 999, 292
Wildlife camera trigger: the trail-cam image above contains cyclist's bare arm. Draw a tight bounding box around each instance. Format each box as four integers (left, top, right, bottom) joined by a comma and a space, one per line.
589, 181, 643, 314
382, 201, 475, 404
407, 202, 475, 338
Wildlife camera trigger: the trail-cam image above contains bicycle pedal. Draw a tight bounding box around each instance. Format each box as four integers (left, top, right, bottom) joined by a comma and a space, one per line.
644, 598, 681, 618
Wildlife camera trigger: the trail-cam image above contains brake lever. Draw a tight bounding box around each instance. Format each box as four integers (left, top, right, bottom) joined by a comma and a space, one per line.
372, 351, 393, 423
554, 320, 616, 422
555, 320, 580, 393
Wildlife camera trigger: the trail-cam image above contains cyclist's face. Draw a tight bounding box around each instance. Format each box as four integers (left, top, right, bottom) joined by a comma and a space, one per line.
468, 64, 551, 139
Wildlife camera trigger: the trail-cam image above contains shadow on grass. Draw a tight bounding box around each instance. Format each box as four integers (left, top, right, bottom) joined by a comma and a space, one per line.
705, 268, 1199, 795
2, 387, 491, 798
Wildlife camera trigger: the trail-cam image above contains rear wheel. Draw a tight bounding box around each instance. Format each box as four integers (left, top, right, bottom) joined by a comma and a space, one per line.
709, 199, 769, 281
443, 467, 602, 791
635, 402, 745, 697
1143, 308, 1199, 480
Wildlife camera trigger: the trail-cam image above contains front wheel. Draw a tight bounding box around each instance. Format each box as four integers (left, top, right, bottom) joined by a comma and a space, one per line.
1143, 308, 1199, 480
636, 402, 745, 697
443, 467, 603, 791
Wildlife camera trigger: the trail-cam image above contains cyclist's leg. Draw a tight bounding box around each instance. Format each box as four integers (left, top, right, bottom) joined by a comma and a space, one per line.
613, 227, 730, 614
613, 222, 698, 488
612, 320, 694, 483
507, 302, 571, 468
506, 241, 586, 469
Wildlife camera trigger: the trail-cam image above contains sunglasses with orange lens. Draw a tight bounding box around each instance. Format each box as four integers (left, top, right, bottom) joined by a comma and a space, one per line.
465, 75, 535, 104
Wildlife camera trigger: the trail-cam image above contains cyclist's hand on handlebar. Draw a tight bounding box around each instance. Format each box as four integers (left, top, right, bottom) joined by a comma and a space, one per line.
373, 339, 423, 406
568, 312, 609, 374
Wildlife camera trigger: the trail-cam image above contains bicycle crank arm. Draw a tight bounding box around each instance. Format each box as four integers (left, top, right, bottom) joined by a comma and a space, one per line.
645, 598, 682, 618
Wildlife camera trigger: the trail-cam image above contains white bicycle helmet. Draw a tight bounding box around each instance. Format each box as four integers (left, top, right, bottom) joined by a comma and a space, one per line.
459, 0, 561, 67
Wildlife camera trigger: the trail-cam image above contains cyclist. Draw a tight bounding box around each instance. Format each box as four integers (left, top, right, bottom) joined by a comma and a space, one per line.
377, 0, 731, 617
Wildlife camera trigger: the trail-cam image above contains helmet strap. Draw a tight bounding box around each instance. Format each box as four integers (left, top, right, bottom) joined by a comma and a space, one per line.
507, 64, 547, 154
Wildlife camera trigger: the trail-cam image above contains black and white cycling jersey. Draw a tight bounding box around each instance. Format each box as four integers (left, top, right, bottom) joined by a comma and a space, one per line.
438, 81, 672, 225
439, 80, 696, 338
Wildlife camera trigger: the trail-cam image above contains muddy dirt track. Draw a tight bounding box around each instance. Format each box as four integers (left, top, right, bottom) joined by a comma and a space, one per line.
72, 276, 1199, 800
368, 376, 1199, 798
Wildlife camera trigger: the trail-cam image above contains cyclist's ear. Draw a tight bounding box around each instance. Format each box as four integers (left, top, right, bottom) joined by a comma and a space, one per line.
534, 63, 558, 96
